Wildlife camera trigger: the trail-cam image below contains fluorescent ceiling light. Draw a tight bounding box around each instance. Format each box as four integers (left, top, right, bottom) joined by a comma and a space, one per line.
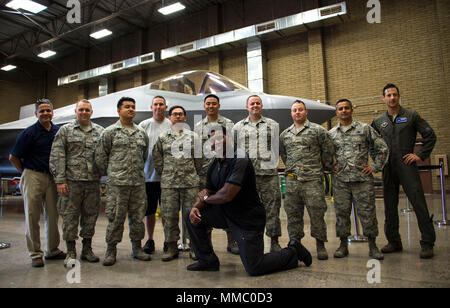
6, 0, 47, 14
38, 50, 56, 58
158, 2, 185, 15
1, 65, 17, 71
90, 29, 113, 39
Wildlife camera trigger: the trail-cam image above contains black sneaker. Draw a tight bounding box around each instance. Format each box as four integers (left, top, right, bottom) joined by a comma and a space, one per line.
45, 251, 67, 260
187, 261, 219, 272
381, 242, 403, 253
288, 240, 312, 267
143, 239, 155, 254
420, 246, 434, 259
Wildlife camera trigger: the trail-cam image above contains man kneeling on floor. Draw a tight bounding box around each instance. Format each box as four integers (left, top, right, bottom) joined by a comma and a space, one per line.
185, 126, 312, 276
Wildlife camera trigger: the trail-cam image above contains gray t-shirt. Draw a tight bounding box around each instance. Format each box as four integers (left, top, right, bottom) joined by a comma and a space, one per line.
138, 117, 172, 182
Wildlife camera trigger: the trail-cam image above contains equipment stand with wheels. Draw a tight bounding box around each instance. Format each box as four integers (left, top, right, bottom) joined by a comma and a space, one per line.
435, 162, 449, 227
348, 203, 368, 243
178, 200, 190, 250
401, 196, 413, 213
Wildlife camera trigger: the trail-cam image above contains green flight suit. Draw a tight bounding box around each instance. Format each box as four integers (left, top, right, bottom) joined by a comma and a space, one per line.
371, 106, 436, 248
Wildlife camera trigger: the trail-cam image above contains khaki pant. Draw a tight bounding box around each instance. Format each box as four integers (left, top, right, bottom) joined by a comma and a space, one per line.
20, 169, 61, 259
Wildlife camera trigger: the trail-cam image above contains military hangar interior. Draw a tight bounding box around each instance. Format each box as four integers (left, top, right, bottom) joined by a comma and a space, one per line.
0, 0, 449, 288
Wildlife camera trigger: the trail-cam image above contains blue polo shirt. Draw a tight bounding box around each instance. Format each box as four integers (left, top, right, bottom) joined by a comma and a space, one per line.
10, 120, 59, 172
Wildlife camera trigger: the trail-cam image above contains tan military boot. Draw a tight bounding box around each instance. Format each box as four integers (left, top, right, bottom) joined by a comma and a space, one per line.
333, 238, 349, 258
161, 242, 179, 262
270, 237, 282, 252
131, 240, 151, 261
103, 244, 117, 266
420, 245, 434, 259
81, 238, 99, 263
368, 237, 384, 260
226, 231, 239, 255
64, 241, 77, 268
316, 239, 328, 260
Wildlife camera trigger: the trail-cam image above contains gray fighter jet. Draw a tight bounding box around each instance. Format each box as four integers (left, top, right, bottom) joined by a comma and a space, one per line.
0, 70, 335, 176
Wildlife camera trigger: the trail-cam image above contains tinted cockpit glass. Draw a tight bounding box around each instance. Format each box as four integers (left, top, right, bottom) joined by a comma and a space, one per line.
149, 70, 247, 95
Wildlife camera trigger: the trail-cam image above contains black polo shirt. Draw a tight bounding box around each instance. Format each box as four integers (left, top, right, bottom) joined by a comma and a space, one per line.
205, 151, 266, 231
10, 120, 59, 172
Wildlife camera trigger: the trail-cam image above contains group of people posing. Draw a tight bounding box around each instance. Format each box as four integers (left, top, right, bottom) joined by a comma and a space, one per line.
8, 83, 437, 276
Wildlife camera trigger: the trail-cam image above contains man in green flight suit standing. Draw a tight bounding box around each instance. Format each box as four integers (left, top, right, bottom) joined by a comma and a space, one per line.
371, 83, 436, 259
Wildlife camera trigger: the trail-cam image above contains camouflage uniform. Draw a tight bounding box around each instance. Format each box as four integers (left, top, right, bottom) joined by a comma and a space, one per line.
49, 120, 103, 241
95, 120, 149, 245
152, 129, 202, 243
279, 120, 335, 242
233, 116, 281, 238
328, 121, 389, 238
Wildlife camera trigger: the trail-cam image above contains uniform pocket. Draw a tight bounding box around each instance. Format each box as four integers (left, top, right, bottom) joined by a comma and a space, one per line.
67, 136, 84, 158
105, 186, 117, 222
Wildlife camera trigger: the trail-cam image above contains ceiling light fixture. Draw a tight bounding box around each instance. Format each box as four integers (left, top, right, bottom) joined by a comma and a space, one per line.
158, 2, 185, 15
6, 0, 47, 14
1, 65, 17, 71
38, 50, 56, 58
90, 29, 113, 40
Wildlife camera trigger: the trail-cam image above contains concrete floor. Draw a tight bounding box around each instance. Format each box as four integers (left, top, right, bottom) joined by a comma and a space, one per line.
0, 194, 449, 288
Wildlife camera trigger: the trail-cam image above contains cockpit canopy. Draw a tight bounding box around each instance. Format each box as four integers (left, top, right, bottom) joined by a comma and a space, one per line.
149, 70, 248, 95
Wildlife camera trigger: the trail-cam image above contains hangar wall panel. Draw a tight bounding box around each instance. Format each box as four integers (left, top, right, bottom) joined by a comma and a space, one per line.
222, 47, 247, 90
266, 33, 311, 98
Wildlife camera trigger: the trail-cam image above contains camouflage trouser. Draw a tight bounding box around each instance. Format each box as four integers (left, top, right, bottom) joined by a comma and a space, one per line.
57, 180, 100, 241
198, 176, 207, 192
255, 175, 282, 238
333, 177, 378, 238
105, 184, 146, 245
160, 187, 198, 243
284, 177, 328, 242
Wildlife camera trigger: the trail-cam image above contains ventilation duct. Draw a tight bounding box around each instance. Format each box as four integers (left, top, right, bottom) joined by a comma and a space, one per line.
58, 52, 155, 86
161, 2, 346, 60
140, 53, 154, 64
179, 43, 195, 54
111, 61, 124, 71
58, 2, 347, 86
255, 21, 277, 35
247, 38, 266, 92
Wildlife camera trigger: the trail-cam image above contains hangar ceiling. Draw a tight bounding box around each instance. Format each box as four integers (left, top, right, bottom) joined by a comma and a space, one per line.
0, 0, 231, 63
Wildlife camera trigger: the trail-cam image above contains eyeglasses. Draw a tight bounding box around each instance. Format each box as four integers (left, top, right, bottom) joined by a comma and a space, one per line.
170, 112, 185, 117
